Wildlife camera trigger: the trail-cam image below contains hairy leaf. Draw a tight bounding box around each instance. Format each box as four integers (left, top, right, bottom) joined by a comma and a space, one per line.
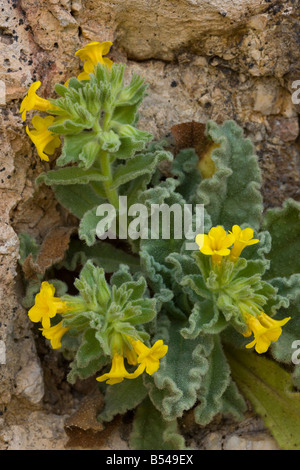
129, 397, 187, 450
262, 199, 300, 279
98, 375, 148, 423
144, 317, 212, 421
226, 346, 300, 450
195, 120, 263, 231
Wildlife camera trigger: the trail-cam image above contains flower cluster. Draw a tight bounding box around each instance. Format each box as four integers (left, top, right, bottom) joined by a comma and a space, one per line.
97, 338, 168, 385
242, 311, 290, 354
27, 263, 168, 386
196, 224, 259, 265
19, 41, 113, 161
195, 224, 290, 353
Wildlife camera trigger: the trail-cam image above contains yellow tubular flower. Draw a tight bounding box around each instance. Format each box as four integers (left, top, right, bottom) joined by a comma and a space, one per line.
196, 226, 235, 265
96, 352, 144, 385
75, 41, 113, 80
19, 81, 51, 121
243, 311, 291, 354
229, 225, 259, 262
26, 115, 61, 161
130, 339, 168, 375
28, 281, 68, 329
40, 321, 69, 349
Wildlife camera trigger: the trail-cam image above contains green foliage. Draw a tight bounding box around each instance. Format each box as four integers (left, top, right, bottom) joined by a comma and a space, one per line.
262, 199, 300, 279
20, 46, 300, 450
194, 120, 263, 231
98, 375, 148, 423
129, 397, 188, 451
144, 317, 212, 421
227, 346, 300, 450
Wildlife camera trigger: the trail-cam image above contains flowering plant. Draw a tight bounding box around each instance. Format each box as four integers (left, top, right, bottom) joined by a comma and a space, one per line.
18, 41, 300, 450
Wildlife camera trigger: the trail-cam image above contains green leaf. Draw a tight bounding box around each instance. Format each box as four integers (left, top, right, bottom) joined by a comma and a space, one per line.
113, 136, 148, 160
171, 148, 202, 204
98, 375, 148, 423
268, 274, 300, 371
49, 119, 88, 135
144, 317, 213, 421
181, 299, 227, 338
111, 101, 141, 125
18, 233, 40, 265
116, 73, 148, 106
78, 140, 102, 168
98, 130, 121, 153
129, 397, 187, 450
73, 260, 110, 308
226, 345, 300, 450
78, 204, 116, 247
195, 120, 263, 231
54, 82, 70, 97
52, 183, 105, 219
218, 380, 247, 422
36, 167, 108, 186
75, 327, 105, 368
262, 199, 300, 279
56, 132, 97, 167
194, 336, 245, 425
60, 239, 140, 274
111, 150, 172, 190
67, 354, 109, 384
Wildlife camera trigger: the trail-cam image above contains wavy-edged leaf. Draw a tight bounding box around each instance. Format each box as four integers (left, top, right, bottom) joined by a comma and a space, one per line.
268, 274, 300, 382
129, 397, 187, 450
75, 328, 105, 369
36, 166, 108, 186
111, 149, 172, 190
195, 335, 246, 425
262, 199, 300, 279
195, 120, 263, 231
60, 239, 140, 274
53, 182, 105, 219
144, 317, 213, 421
56, 132, 97, 167
97, 375, 148, 423
78, 203, 117, 246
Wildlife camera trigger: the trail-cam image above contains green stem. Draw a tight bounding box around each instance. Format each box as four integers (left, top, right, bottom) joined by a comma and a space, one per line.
93, 116, 119, 209
100, 150, 119, 208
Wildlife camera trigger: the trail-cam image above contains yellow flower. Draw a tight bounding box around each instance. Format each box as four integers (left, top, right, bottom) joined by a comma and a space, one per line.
196, 226, 235, 265
40, 321, 69, 349
96, 336, 168, 385
75, 41, 113, 80
19, 81, 51, 121
96, 352, 144, 385
229, 225, 259, 262
129, 338, 168, 375
26, 115, 61, 161
28, 281, 68, 329
243, 311, 291, 354
76, 61, 97, 81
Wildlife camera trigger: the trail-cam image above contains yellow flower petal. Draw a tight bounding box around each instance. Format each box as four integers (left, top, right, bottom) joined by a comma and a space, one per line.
243, 311, 290, 354
130, 339, 168, 375
96, 352, 144, 385
26, 115, 61, 161
28, 281, 68, 329
229, 225, 259, 261
75, 40, 113, 71
40, 321, 69, 349
197, 226, 234, 263
19, 81, 52, 121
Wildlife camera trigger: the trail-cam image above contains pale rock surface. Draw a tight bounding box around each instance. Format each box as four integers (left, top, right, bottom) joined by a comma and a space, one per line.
0, 0, 299, 450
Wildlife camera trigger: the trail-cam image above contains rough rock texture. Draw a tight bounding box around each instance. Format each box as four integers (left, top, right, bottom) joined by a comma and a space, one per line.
0, 0, 299, 450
